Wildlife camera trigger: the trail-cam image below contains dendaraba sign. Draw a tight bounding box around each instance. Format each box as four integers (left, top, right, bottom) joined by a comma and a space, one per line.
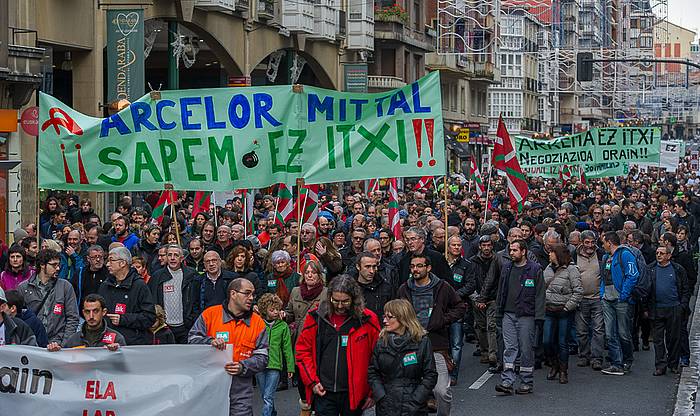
38, 72, 445, 191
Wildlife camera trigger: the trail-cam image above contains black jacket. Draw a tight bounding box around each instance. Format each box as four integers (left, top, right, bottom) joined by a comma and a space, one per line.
19, 308, 48, 347
357, 275, 395, 318
446, 256, 478, 302
1, 312, 37, 346
673, 249, 697, 291
646, 261, 690, 318
62, 318, 127, 348
368, 334, 438, 416
98, 268, 156, 345
148, 266, 198, 329
398, 247, 451, 285
191, 269, 236, 317
469, 254, 494, 295
462, 234, 480, 259
131, 239, 159, 269
398, 276, 466, 351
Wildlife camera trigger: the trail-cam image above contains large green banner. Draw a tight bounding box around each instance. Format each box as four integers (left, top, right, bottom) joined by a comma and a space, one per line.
515, 127, 661, 168
38, 72, 445, 191
523, 162, 629, 180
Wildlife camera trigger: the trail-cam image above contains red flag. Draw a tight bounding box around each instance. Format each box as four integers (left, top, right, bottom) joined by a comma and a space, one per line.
388, 178, 402, 239
559, 165, 572, 185
274, 183, 295, 226
368, 178, 380, 193
151, 191, 177, 224
494, 117, 529, 211
414, 176, 434, 190
469, 156, 485, 197
191, 191, 212, 219
295, 184, 319, 225
579, 166, 588, 185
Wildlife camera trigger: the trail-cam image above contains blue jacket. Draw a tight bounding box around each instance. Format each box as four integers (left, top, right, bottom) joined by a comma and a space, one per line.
58, 251, 84, 282
600, 247, 639, 303
19, 308, 49, 347
112, 233, 140, 251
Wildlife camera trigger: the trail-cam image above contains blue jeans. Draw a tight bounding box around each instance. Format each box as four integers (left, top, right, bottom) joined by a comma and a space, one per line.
256, 369, 280, 416
543, 311, 572, 364
602, 299, 635, 367
448, 321, 464, 380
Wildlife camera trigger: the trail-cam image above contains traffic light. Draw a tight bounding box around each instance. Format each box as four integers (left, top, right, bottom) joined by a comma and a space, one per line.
577, 52, 594, 82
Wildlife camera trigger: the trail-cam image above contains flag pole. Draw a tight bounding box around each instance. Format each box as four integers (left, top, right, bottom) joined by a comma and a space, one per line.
167, 187, 181, 246
468, 157, 473, 195
444, 173, 449, 258
483, 147, 493, 224
296, 178, 304, 273
272, 188, 280, 226
212, 192, 218, 227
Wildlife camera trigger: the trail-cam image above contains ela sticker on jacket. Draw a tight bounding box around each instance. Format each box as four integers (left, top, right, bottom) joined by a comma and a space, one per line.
53, 304, 63, 315
216, 331, 230, 342
163, 284, 175, 293
267, 280, 277, 288
341, 335, 348, 347
114, 303, 127, 314
403, 352, 418, 366
453, 273, 463, 283
102, 332, 116, 344
524, 279, 535, 287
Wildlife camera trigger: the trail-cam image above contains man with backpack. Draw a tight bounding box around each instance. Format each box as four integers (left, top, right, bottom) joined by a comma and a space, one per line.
599, 231, 649, 376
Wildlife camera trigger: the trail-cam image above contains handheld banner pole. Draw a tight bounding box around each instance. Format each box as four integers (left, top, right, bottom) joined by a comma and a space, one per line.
166, 185, 181, 247
296, 177, 305, 273
483, 148, 493, 224
212, 192, 218, 227
444, 174, 448, 258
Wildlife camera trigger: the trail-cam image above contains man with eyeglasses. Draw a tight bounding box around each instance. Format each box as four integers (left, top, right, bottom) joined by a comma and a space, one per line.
398, 253, 466, 415
189, 278, 269, 416
192, 251, 235, 316
398, 227, 451, 286
18, 249, 79, 345
99, 246, 156, 345
296, 275, 380, 416
72, 245, 109, 313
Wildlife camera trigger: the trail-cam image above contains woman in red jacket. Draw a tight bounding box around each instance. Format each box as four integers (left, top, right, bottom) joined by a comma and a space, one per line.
295, 274, 380, 416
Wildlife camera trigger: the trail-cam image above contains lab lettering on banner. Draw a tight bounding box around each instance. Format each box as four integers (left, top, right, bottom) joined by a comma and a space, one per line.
38, 72, 445, 191
0, 345, 231, 416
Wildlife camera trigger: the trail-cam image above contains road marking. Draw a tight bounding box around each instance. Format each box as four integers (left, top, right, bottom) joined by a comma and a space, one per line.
468, 370, 494, 390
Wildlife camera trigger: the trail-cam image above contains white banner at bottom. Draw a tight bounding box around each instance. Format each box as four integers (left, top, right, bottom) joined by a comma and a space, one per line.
0, 345, 231, 416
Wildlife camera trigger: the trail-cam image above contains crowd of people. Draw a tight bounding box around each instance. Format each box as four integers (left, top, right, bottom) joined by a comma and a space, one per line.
1, 160, 699, 416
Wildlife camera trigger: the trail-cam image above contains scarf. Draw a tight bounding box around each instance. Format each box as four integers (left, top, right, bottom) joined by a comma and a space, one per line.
299, 281, 324, 301
272, 268, 293, 305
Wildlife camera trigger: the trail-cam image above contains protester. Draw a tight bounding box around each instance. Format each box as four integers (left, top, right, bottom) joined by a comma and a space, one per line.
188, 278, 269, 416
0, 245, 35, 291
99, 246, 156, 345
4, 289, 48, 347
494, 240, 545, 395
368, 299, 438, 416
543, 243, 583, 384
574, 230, 606, 370
0, 287, 38, 346
18, 249, 79, 345
48, 294, 126, 351
256, 293, 294, 416
296, 275, 380, 416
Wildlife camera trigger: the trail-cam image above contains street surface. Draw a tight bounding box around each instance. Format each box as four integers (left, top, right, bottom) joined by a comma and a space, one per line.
253, 339, 680, 416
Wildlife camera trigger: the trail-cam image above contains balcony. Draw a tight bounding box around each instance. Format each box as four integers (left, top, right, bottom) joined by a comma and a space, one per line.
257, 0, 275, 20
196, 0, 236, 12
283, 0, 315, 33
367, 75, 406, 91
347, 19, 374, 50
374, 20, 434, 51
1, 27, 44, 108
309, 0, 338, 42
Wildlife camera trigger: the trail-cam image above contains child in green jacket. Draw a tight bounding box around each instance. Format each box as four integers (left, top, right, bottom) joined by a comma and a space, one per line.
257, 293, 294, 416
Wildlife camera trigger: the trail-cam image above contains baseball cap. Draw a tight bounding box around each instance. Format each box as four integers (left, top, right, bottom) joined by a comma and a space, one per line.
0, 287, 6, 303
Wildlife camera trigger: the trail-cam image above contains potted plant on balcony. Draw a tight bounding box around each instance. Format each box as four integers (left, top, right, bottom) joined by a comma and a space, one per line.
375, 3, 408, 23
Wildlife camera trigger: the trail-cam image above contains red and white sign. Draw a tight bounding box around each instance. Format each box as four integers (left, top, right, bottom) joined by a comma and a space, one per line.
53, 304, 63, 315
163, 284, 175, 293
102, 332, 117, 344
20, 106, 39, 136
114, 303, 127, 315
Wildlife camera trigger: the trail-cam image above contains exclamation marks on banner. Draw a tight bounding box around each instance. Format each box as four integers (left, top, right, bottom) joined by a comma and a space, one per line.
412, 118, 436, 168
61, 144, 75, 184
61, 143, 90, 185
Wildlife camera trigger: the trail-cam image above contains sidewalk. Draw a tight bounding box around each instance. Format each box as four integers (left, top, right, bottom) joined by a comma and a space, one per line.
674, 288, 700, 415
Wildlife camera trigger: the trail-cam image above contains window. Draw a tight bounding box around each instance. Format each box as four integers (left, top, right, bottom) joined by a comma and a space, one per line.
414, 1, 421, 31
461, 87, 466, 114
